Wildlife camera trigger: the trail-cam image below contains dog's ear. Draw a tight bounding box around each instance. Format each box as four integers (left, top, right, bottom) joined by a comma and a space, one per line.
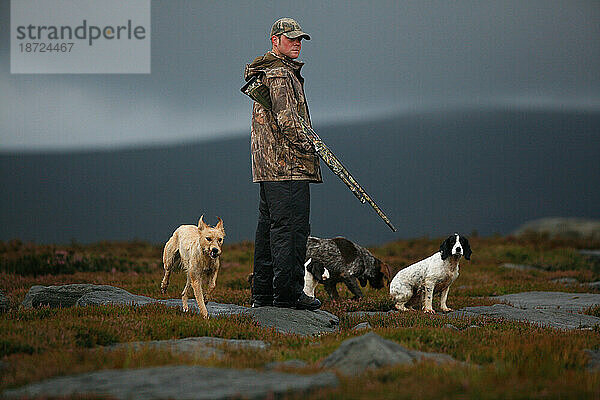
313, 263, 325, 281
198, 215, 207, 230
460, 236, 472, 260
381, 262, 394, 284
439, 236, 453, 260
308, 261, 326, 281
215, 217, 224, 233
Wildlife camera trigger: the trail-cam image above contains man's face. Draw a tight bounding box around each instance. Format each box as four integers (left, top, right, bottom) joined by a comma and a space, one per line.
272, 35, 302, 59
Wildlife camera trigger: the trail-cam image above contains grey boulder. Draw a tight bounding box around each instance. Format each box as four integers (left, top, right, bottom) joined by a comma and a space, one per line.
320, 332, 458, 376
352, 322, 372, 331
2, 366, 338, 400
512, 217, 600, 239
248, 306, 339, 336
584, 281, 600, 290
21, 284, 133, 308
106, 337, 269, 360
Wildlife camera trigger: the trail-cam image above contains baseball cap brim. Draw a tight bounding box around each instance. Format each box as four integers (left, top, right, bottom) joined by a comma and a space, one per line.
283, 30, 311, 40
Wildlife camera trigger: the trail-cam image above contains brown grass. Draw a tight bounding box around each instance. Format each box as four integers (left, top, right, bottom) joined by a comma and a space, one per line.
1, 235, 600, 398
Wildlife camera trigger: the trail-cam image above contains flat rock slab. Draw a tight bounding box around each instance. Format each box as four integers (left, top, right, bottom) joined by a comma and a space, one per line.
2, 366, 338, 400
580, 250, 600, 259
494, 291, 600, 313
264, 359, 308, 370
320, 332, 458, 376
500, 263, 544, 271
107, 337, 269, 359
449, 304, 600, 330
21, 284, 338, 336
249, 306, 339, 336
552, 278, 580, 286
585, 281, 600, 290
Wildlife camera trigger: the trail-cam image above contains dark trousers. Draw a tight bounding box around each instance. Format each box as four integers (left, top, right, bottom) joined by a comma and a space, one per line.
252, 180, 310, 306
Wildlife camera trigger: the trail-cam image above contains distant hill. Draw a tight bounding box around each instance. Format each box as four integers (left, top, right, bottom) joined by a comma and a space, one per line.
1, 108, 599, 245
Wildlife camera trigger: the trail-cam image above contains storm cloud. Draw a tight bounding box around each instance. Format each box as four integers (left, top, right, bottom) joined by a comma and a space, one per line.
1, 0, 598, 151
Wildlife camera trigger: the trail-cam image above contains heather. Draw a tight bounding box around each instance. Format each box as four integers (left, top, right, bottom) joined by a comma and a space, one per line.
1, 234, 600, 399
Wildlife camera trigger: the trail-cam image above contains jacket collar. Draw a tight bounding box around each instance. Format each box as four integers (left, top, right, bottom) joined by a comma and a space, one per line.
267, 51, 304, 71
245, 51, 304, 81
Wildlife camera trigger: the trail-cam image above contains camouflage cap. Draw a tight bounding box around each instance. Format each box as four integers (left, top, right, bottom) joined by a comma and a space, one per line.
270, 17, 311, 40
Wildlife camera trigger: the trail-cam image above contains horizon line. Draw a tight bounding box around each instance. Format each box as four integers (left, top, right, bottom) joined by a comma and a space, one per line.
2, 101, 599, 155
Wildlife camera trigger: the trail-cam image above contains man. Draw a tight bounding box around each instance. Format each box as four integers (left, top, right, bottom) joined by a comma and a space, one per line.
243, 18, 322, 310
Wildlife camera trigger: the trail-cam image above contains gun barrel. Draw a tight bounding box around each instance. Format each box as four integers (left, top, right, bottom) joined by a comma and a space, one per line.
299, 118, 397, 232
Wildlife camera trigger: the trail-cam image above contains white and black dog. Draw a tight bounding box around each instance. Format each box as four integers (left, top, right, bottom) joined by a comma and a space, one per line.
306, 236, 393, 300
390, 233, 471, 313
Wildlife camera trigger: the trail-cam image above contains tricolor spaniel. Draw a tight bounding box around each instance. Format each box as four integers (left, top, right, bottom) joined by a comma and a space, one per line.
390, 233, 471, 313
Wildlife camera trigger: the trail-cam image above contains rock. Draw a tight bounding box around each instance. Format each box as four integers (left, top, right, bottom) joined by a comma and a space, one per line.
579, 250, 600, 259
21, 284, 338, 336
106, 337, 269, 360
450, 291, 600, 330
352, 322, 372, 331
0, 289, 9, 312
584, 281, 600, 290
495, 291, 600, 313
584, 349, 600, 371
320, 332, 458, 376
248, 306, 339, 336
449, 303, 600, 330
21, 284, 133, 308
444, 324, 461, 331
552, 278, 579, 286
512, 217, 600, 239
500, 263, 543, 272
264, 359, 308, 370
2, 366, 338, 400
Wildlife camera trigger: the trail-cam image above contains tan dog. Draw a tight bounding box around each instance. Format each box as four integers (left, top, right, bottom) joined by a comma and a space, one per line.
161, 216, 225, 318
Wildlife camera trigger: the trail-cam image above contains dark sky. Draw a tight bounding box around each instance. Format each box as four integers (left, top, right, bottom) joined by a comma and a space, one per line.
1, 0, 599, 151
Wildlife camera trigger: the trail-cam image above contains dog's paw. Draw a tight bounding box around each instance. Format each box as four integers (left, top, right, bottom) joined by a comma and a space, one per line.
440, 307, 453, 312
182, 306, 189, 312
394, 303, 409, 311
423, 308, 436, 314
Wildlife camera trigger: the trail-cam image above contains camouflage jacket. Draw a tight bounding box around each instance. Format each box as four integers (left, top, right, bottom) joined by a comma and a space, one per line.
244, 51, 322, 183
